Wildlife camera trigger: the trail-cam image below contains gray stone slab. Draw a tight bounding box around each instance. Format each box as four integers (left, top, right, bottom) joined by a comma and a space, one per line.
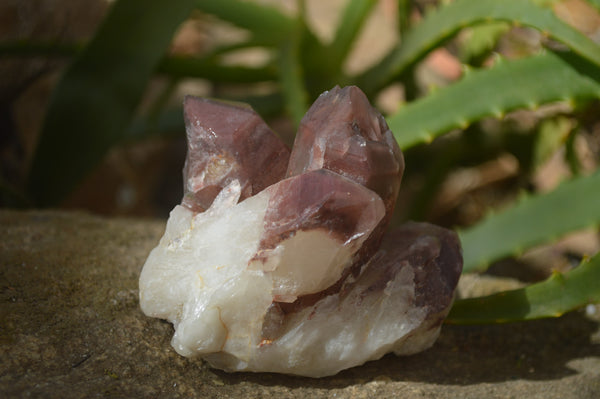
1, 210, 599, 398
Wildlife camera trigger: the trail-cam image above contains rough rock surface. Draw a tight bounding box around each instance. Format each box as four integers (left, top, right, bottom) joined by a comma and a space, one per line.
2, 210, 600, 397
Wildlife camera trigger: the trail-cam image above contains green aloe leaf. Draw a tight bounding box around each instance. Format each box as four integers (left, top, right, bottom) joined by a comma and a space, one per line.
195, 0, 295, 45
325, 0, 377, 75
0, 40, 278, 84
278, 24, 309, 127
397, 0, 413, 34
448, 252, 600, 324
588, 0, 600, 12
459, 22, 510, 63
532, 116, 574, 171
531, 0, 561, 6
157, 56, 277, 82
358, 0, 600, 95
459, 169, 600, 273
0, 41, 81, 58
27, 0, 196, 206
387, 51, 600, 150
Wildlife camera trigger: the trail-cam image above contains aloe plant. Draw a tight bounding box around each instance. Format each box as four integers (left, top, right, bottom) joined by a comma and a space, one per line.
2, 0, 600, 323
448, 252, 600, 323
388, 51, 600, 149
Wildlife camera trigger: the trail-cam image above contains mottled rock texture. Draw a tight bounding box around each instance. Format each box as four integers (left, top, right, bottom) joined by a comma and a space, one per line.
1, 210, 599, 397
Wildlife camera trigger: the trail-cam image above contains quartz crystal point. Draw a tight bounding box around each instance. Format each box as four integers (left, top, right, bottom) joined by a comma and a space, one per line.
248, 169, 385, 302
287, 86, 404, 265
181, 96, 290, 212
139, 86, 463, 378
287, 86, 403, 216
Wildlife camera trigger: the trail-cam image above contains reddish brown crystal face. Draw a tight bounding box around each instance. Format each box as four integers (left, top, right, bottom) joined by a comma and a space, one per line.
182, 96, 290, 212
283, 86, 405, 268
287, 86, 404, 219
367, 222, 462, 313
141, 85, 463, 376
253, 169, 385, 260
181, 86, 462, 320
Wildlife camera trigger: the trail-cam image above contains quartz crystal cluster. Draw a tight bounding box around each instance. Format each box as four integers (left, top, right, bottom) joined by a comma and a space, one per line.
139, 86, 463, 377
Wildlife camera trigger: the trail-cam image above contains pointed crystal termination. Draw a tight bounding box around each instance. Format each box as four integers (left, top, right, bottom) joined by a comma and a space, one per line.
182, 96, 290, 212
248, 169, 385, 302
139, 86, 463, 378
286, 86, 404, 263
287, 85, 404, 220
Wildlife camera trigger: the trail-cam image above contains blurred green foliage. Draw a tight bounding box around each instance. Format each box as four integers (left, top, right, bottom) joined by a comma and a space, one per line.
2, 0, 600, 323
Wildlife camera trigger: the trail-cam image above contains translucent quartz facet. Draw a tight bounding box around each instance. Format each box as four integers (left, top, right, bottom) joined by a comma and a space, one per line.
248, 169, 385, 302
182, 96, 290, 212
287, 86, 404, 264
139, 86, 463, 377
287, 86, 403, 220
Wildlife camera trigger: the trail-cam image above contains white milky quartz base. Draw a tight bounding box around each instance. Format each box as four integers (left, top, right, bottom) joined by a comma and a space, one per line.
139, 182, 442, 378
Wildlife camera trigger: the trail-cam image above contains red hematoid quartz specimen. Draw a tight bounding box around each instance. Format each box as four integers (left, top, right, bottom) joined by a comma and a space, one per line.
139, 85, 462, 377
182, 97, 290, 212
